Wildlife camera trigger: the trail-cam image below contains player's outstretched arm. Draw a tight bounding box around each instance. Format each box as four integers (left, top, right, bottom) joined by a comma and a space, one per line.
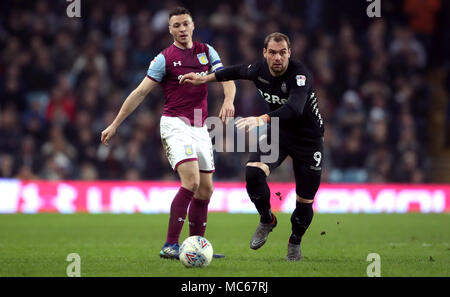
181, 64, 256, 86
101, 76, 158, 146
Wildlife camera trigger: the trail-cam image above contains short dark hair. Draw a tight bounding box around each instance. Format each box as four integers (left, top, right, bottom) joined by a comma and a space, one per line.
168, 7, 192, 20
264, 32, 291, 49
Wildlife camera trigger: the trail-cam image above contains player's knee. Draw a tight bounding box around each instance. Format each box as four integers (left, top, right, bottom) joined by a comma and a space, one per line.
245, 165, 267, 184
247, 162, 270, 176
196, 185, 214, 200
182, 178, 200, 193
296, 196, 314, 204
190, 181, 200, 193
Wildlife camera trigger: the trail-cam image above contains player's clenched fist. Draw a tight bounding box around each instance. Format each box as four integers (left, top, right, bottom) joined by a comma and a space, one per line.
101, 125, 117, 147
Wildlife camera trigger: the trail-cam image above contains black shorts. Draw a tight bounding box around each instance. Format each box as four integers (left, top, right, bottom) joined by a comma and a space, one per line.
247, 127, 323, 200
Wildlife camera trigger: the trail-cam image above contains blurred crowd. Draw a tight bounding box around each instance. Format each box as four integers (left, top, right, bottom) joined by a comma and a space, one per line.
0, 0, 449, 183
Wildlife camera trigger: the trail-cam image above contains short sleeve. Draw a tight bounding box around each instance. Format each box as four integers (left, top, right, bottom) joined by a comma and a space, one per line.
146, 53, 166, 82
206, 44, 224, 72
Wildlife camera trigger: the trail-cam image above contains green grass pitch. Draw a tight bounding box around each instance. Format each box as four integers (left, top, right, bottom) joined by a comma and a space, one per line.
0, 213, 448, 277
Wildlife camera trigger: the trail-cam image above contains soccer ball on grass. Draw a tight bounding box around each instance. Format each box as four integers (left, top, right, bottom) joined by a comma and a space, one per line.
179, 236, 213, 268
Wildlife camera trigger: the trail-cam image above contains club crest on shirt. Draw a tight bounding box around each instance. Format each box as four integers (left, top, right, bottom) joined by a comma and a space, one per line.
185, 145, 193, 156
296, 75, 306, 86
197, 53, 208, 65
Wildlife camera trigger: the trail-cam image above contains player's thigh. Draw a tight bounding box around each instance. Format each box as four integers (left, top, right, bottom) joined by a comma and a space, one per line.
292, 158, 322, 200
246, 124, 287, 174
192, 125, 215, 173
160, 116, 199, 171
289, 139, 323, 199
195, 172, 214, 200
177, 160, 200, 192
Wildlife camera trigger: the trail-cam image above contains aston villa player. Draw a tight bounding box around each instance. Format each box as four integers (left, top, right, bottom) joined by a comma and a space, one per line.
101, 7, 235, 259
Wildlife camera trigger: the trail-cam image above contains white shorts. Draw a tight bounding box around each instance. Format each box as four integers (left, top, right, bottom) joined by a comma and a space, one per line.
160, 116, 215, 172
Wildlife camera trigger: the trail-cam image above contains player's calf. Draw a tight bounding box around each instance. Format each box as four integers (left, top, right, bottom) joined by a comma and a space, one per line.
286, 199, 312, 261
289, 199, 313, 245
245, 166, 272, 223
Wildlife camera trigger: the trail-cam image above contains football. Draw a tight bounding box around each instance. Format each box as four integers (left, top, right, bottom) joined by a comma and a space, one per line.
179, 236, 214, 268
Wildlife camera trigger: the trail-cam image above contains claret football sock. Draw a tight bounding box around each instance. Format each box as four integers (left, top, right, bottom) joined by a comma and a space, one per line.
166, 187, 194, 244
289, 201, 314, 244
245, 166, 272, 223
188, 198, 210, 237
